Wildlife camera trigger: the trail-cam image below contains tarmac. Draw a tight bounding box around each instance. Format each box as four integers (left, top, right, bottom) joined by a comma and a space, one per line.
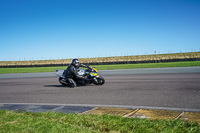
1, 67, 200, 125
0, 103, 199, 125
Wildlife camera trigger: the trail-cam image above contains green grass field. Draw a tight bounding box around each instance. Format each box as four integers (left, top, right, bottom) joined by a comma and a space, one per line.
0, 61, 200, 74
0, 110, 199, 133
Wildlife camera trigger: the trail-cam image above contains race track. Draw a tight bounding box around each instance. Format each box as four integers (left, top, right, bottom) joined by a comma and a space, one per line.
0, 67, 200, 110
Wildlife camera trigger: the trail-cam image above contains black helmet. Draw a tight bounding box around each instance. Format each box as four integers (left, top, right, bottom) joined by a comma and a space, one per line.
72, 59, 79, 67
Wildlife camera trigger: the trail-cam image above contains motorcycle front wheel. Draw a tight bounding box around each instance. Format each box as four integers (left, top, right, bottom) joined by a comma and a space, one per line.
93, 76, 105, 85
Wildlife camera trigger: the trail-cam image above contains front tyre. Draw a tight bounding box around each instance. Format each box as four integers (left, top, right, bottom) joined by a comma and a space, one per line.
98, 76, 105, 85
93, 76, 105, 85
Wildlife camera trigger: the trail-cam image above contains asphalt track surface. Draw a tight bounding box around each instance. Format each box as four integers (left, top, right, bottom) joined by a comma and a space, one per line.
0, 67, 200, 111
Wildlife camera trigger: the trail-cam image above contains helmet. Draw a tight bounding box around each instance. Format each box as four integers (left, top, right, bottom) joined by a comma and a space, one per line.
72, 59, 79, 67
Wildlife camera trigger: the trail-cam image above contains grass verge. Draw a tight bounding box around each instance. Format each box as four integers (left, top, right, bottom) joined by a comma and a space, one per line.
0, 110, 199, 133
94, 61, 200, 70
0, 67, 66, 74
0, 61, 200, 74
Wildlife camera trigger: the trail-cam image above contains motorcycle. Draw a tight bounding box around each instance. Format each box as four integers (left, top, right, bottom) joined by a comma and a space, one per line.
55, 66, 105, 87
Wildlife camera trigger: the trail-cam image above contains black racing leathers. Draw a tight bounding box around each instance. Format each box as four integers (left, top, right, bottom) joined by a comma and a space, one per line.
63, 64, 88, 80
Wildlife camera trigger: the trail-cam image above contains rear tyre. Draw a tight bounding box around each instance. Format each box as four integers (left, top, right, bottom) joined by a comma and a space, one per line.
59, 77, 67, 86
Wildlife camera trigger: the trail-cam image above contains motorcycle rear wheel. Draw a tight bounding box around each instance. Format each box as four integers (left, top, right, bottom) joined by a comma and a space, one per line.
59, 77, 67, 86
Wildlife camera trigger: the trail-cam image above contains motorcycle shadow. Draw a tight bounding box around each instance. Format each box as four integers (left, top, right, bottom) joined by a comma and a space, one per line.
43, 85, 64, 87
43, 84, 94, 88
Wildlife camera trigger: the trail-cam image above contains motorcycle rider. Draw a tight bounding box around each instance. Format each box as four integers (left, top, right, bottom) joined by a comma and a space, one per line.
63, 59, 88, 87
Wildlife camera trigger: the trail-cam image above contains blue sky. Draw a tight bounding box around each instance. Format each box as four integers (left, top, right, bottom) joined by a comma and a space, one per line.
0, 0, 200, 61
